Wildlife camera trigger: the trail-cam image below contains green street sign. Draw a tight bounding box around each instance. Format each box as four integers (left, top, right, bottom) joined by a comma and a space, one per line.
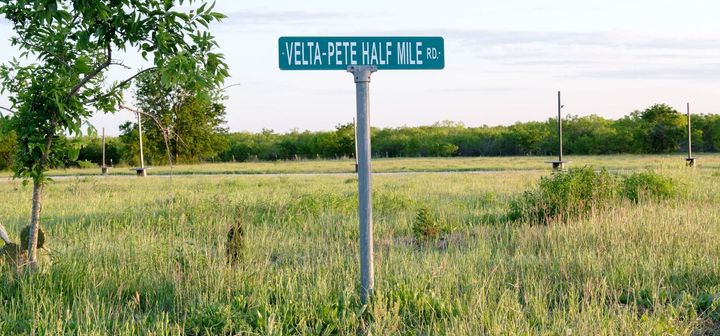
278, 36, 444, 70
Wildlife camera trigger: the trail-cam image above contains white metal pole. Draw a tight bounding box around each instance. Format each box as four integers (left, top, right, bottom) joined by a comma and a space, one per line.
687, 102, 692, 159
102, 128, 106, 167
101, 128, 107, 175
558, 91, 563, 163
138, 112, 145, 174
348, 65, 376, 304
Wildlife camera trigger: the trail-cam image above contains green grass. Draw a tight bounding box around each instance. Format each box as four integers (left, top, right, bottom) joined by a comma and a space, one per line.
0, 157, 719, 334
2, 153, 719, 177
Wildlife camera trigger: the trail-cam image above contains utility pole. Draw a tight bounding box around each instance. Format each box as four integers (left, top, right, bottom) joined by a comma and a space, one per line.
546, 91, 568, 170
686, 102, 696, 167
101, 128, 108, 175
136, 112, 147, 177
558, 91, 563, 164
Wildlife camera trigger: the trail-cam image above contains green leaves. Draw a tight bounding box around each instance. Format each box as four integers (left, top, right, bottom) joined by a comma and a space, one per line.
0, 0, 229, 183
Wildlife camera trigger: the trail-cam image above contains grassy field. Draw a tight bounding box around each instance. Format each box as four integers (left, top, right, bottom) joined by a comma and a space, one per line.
1, 157, 720, 334
2, 153, 720, 178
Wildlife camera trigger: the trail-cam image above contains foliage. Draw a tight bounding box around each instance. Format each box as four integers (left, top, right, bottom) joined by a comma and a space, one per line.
76, 160, 95, 169
119, 71, 229, 165
509, 167, 681, 224
622, 171, 678, 203
22, 105, 720, 169
0, 0, 228, 184
210, 110, 720, 162
636, 104, 686, 153
508, 167, 619, 224
0, 0, 229, 268
0, 115, 15, 170
77, 136, 123, 167
412, 206, 440, 242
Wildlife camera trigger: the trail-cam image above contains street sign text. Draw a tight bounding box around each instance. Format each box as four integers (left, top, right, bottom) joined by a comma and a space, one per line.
279, 36, 444, 70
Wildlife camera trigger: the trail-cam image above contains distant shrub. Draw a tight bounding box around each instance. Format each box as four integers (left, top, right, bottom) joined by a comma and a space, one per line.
77, 160, 95, 169
508, 167, 618, 224
508, 168, 681, 224
413, 206, 440, 242
622, 171, 677, 203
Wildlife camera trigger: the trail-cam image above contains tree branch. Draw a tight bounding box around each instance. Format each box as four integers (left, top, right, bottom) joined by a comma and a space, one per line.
86, 67, 157, 105
0, 106, 15, 116
119, 103, 180, 168
68, 44, 112, 98
221, 83, 241, 91
118, 103, 191, 156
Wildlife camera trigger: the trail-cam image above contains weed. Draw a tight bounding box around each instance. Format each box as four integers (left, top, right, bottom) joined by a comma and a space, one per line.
622, 171, 678, 203
508, 167, 618, 224
413, 206, 440, 243
226, 211, 244, 265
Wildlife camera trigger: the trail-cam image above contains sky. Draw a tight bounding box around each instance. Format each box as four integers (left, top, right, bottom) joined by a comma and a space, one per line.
0, 0, 719, 135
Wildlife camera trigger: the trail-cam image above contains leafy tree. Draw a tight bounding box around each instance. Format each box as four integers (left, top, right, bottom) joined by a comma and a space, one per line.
77, 136, 123, 167
121, 72, 228, 164
637, 104, 685, 153
563, 115, 617, 154
0, 114, 16, 170
0, 0, 228, 269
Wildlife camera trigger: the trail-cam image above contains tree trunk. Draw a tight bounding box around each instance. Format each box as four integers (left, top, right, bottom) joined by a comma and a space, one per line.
26, 180, 44, 269
25, 118, 55, 271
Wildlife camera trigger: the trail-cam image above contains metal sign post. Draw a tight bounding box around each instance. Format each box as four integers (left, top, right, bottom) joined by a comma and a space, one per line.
279, 36, 444, 304
349, 65, 376, 301
686, 102, 696, 167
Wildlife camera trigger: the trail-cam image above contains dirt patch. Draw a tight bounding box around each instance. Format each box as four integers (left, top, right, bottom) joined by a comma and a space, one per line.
693, 320, 720, 336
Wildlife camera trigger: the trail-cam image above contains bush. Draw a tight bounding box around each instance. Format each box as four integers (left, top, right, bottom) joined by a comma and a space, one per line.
508, 167, 618, 224
413, 206, 440, 242
622, 171, 677, 203
76, 160, 96, 169
508, 168, 680, 224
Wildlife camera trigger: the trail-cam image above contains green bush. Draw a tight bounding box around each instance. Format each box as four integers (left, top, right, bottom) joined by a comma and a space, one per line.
413, 206, 440, 242
622, 171, 677, 203
76, 160, 96, 169
508, 167, 618, 224
509, 168, 680, 224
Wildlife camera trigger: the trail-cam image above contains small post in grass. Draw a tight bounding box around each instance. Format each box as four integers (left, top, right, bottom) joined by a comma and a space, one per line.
685, 102, 696, 167
101, 128, 108, 175
131, 111, 147, 177
546, 91, 569, 170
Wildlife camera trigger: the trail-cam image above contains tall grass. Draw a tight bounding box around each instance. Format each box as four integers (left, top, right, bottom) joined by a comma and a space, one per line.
0, 165, 718, 334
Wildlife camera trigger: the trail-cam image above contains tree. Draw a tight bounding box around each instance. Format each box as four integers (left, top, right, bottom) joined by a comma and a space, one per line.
0, 0, 229, 269
121, 72, 228, 164
0, 114, 16, 170
638, 104, 685, 153
77, 135, 123, 167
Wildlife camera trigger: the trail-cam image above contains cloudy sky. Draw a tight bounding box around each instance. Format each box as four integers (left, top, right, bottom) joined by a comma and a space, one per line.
1, 0, 718, 134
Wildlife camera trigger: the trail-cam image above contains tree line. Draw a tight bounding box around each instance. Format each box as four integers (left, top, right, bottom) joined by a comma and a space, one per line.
216, 104, 719, 161
0, 103, 718, 169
